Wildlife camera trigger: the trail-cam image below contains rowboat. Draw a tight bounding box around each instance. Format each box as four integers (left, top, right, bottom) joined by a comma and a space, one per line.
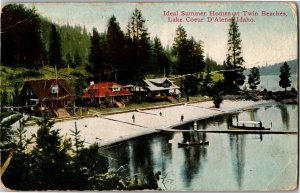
177, 141, 209, 147
243, 107, 259, 112
229, 121, 270, 130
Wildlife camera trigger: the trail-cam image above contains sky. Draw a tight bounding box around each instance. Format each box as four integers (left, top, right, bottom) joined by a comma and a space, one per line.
21, 2, 298, 67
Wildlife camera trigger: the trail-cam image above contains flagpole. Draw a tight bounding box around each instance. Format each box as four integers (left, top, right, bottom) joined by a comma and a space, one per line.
55, 64, 58, 109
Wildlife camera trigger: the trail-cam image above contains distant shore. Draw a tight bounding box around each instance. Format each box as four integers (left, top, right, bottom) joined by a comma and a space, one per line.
25, 99, 276, 147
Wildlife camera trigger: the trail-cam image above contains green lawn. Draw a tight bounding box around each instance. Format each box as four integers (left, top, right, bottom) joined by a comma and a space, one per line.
0, 65, 90, 93
79, 101, 172, 115
76, 95, 211, 116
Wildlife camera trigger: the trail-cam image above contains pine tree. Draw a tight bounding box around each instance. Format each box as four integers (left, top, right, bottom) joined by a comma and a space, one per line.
1, 4, 43, 67
89, 28, 105, 82
70, 122, 84, 159
152, 36, 170, 76
173, 25, 205, 75
188, 37, 205, 73
106, 16, 125, 83
126, 9, 151, 83
49, 24, 63, 69
279, 61, 291, 92
248, 67, 260, 91
74, 76, 86, 106
223, 17, 245, 94
173, 25, 189, 74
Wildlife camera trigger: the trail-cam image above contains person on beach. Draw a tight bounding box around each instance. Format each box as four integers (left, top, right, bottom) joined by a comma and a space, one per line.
132, 114, 135, 123
181, 114, 184, 122
259, 121, 262, 128
160, 111, 162, 116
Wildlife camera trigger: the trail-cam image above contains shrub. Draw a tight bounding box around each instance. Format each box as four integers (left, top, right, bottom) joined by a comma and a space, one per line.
213, 93, 223, 108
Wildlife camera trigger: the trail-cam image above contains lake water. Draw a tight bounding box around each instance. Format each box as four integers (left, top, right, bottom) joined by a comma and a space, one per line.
243, 75, 297, 91
102, 103, 298, 191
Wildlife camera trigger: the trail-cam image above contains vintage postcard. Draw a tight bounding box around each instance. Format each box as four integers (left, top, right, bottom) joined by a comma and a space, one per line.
0, 1, 298, 191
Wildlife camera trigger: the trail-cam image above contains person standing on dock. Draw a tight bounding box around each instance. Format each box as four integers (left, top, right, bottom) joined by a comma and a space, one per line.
259, 121, 262, 128
181, 114, 184, 122
160, 111, 162, 116
132, 114, 135, 123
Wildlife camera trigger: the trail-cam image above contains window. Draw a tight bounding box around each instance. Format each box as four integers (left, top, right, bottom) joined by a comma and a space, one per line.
112, 87, 120, 92
51, 85, 59, 93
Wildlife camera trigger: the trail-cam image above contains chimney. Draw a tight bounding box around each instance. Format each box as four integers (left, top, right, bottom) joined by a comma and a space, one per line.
90, 81, 94, 86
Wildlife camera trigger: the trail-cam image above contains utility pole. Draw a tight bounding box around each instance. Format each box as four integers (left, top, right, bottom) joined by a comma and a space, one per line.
136, 20, 142, 104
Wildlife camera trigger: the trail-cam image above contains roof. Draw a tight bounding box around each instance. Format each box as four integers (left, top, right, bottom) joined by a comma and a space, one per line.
83, 82, 133, 98
147, 78, 172, 84
22, 78, 75, 100
237, 121, 261, 124
143, 78, 179, 91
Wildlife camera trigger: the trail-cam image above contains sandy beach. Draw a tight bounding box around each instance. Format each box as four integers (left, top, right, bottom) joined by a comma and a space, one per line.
25, 100, 275, 147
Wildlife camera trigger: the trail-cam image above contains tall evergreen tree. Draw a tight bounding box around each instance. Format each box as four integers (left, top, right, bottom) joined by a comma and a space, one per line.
279, 61, 291, 92
1, 4, 43, 67
89, 28, 105, 82
126, 9, 151, 84
106, 16, 125, 83
152, 36, 170, 76
173, 25, 205, 75
223, 17, 245, 94
173, 25, 189, 75
49, 24, 63, 69
188, 37, 205, 73
248, 67, 260, 91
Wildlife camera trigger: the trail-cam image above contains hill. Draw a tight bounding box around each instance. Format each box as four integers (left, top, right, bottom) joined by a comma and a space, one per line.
245, 59, 298, 76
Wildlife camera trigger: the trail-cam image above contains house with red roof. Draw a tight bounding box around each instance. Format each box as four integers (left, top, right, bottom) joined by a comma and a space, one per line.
83, 82, 133, 108
20, 78, 75, 117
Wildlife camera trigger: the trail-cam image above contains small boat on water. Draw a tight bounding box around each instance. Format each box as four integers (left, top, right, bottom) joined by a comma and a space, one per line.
243, 107, 259, 112
177, 141, 209, 147
229, 121, 270, 130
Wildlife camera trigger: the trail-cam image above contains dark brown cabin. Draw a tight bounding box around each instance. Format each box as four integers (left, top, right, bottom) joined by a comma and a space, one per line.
20, 78, 75, 117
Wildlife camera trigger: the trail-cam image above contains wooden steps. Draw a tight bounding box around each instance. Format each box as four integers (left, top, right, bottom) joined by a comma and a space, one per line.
54, 108, 71, 118
115, 101, 125, 108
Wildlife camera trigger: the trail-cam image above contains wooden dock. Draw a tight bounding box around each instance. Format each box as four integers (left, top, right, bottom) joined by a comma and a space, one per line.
158, 128, 298, 135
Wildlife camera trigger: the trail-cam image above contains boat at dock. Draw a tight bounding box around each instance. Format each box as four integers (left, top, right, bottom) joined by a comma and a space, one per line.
229, 121, 270, 130
177, 141, 209, 147
243, 107, 259, 112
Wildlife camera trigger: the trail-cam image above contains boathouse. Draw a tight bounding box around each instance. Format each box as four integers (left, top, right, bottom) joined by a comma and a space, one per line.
83, 82, 133, 108
20, 78, 75, 117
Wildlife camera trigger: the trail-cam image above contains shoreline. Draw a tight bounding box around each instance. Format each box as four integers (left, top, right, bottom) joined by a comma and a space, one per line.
24, 100, 278, 147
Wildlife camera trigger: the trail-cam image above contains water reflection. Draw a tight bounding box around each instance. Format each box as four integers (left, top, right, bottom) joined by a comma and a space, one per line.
229, 134, 246, 189
249, 108, 259, 121
130, 139, 154, 176
275, 104, 290, 130
182, 132, 207, 143
102, 104, 297, 191
181, 141, 207, 187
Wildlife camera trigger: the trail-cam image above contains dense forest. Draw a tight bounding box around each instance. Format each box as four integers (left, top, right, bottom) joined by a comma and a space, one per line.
1, 4, 224, 84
